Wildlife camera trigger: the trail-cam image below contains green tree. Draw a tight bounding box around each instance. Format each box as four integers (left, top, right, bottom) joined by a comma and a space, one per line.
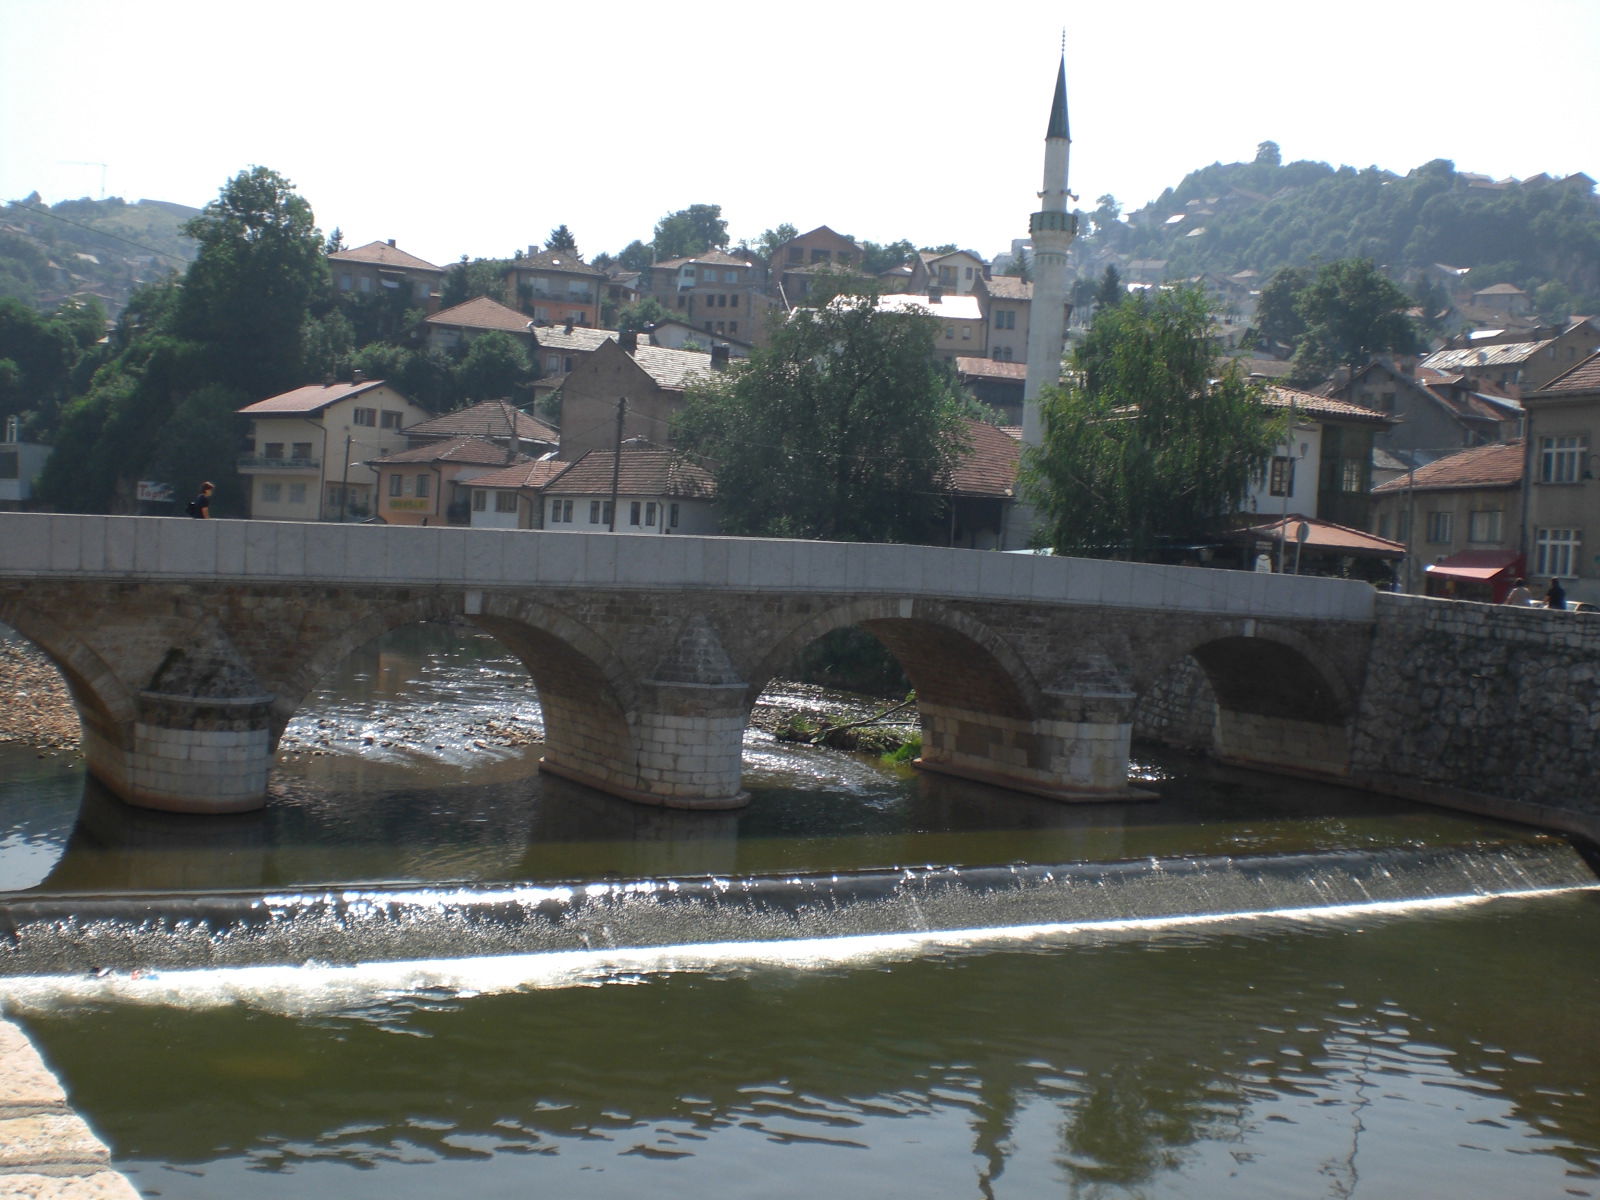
1289, 258, 1418, 385
616, 240, 654, 272
454, 331, 532, 404
175, 165, 327, 398
1094, 265, 1125, 312
1247, 266, 1308, 351
1255, 140, 1282, 167
675, 281, 968, 542
653, 204, 728, 261
857, 239, 916, 274
756, 223, 798, 260
1023, 285, 1282, 560
616, 296, 672, 336
546, 224, 578, 253
441, 256, 511, 308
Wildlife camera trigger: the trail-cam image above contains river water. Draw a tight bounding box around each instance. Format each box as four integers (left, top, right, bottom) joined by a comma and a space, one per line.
2, 623, 1599, 1199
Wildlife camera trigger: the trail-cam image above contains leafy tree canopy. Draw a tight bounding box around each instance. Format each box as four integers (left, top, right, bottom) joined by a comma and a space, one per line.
1023, 284, 1283, 560
1249, 259, 1419, 386
653, 204, 729, 261
675, 277, 969, 542
441, 256, 511, 309
546, 224, 578, 253
858, 239, 917, 275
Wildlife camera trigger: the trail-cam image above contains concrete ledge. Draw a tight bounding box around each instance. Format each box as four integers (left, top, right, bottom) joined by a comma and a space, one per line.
0, 1020, 140, 1199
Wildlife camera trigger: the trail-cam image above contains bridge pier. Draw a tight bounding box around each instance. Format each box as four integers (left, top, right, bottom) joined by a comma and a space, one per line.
539, 680, 750, 811
85, 692, 276, 814
916, 687, 1145, 801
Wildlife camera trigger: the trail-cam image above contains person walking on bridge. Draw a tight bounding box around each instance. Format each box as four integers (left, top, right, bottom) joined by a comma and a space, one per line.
187, 481, 214, 519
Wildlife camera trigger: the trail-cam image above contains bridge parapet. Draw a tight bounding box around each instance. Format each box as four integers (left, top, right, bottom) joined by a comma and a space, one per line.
1, 514, 1377, 621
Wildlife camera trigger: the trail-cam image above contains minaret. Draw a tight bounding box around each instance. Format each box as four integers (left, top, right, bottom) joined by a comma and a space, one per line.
1008, 51, 1077, 548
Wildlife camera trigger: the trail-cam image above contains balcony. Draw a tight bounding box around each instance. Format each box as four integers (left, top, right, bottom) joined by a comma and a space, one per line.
238, 455, 320, 473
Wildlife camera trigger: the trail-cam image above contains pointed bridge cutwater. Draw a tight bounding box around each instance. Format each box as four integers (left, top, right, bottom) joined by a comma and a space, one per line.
0, 514, 1394, 815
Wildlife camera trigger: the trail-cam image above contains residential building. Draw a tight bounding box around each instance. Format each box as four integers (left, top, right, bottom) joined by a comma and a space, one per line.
555, 334, 717, 461
529, 324, 625, 407
421, 296, 538, 355
646, 319, 753, 358
869, 292, 986, 360
930, 420, 1020, 549
461, 458, 569, 530
1419, 320, 1600, 394
1521, 351, 1600, 604
329, 240, 444, 312
404, 400, 557, 458
367, 436, 529, 526
1370, 440, 1526, 599
1248, 387, 1394, 532
1471, 283, 1533, 319
639, 249, 767, 344
503, 249, 606, 327
909, 249, 987, 296
768, 226, 864, 306
0, 417, 49, 509
1346, 358, 1523, 460
236, 378, 431, 522
955, 357, 1027, 426
975, 275, 1033, 363
540, 448, 717, 535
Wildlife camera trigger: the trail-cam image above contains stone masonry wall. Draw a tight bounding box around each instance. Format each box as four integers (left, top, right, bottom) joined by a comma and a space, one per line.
1350, 593, 1600, 836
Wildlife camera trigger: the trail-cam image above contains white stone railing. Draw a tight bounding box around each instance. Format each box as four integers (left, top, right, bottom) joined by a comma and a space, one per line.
0, 513, 1378, 622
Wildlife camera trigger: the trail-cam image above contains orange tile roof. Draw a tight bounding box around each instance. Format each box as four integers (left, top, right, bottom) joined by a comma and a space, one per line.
1531, 349, 1600, 394
955, 356, 1027, 380
369, 436, 529, 467
238, 378, 389, 415
462, 459, 570, 490
543, 449, 716, 499
1262, 385, 1392, 425
405, 401, 556, 444
1235, 515, 1405, 558
1372, 441, 1524, 494
982, 276, 1033, 301
425, 296, 536, 333
329, 241, 443, 273
947, 419, 1019, 498
508, 250, 605, 278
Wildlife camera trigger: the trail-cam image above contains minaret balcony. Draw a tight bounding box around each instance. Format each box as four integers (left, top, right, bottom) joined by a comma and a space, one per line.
1030, 211, 1078, 237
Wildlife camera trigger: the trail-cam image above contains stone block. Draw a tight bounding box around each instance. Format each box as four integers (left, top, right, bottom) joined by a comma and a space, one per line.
0, 1174, 144, 1199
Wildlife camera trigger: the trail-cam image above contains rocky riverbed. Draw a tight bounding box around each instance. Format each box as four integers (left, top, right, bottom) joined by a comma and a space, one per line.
0, 637, 80, 755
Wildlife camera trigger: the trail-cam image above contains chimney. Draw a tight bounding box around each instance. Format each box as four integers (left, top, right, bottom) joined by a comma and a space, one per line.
711, 343, 731, 369
387, 238, 396, 247
619, 329, 638, 353
564, 319, 574, 334
928, 284, 944, 303
352, 369, 365, 383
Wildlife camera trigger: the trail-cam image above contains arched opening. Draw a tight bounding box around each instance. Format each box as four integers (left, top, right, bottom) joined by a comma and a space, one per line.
1135, 630, 1354, 780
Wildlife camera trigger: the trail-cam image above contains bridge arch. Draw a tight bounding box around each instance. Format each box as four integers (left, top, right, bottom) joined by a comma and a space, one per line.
1136, 623, 1357, 779
745, 596, 1044, 720
272, 591, 646, 800
0, 600, 139, 755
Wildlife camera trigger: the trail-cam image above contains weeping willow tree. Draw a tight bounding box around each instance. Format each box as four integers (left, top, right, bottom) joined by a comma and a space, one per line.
1022, 284, 1282, 560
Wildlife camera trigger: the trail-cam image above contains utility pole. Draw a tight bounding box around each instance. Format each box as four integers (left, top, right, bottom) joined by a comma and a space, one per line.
609, 397, 625, 532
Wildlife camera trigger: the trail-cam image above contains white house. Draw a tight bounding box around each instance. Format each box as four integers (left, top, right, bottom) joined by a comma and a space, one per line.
540, 448, 717, 534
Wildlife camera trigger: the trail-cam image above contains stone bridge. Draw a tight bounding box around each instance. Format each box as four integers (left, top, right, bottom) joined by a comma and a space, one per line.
1, 515, 1596, 838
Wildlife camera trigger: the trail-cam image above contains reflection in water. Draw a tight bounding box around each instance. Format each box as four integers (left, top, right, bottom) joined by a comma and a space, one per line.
3, 622, 1599, 1199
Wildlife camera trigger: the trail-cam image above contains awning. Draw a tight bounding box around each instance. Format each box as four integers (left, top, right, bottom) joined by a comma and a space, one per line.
1424, 549, 1522, 582
1229, 515, 1406, 559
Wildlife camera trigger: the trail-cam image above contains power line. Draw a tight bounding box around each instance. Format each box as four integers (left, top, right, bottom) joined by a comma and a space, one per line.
9, 202, 193, 268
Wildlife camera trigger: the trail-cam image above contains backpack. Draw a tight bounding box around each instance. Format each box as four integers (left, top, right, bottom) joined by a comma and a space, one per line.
186, 496, 201, 517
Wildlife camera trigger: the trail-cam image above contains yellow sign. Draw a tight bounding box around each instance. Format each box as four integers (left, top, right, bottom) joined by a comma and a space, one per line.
389, 499, 430, 511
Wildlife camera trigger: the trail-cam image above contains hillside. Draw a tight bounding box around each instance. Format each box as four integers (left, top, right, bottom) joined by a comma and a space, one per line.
0, 194, 199, 317
1076, 156, 1600, 318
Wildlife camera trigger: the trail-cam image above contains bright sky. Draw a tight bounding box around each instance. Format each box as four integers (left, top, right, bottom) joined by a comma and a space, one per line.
3, 0, 1597, 270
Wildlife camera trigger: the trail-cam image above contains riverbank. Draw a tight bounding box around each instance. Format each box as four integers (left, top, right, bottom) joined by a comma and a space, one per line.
0, 637, 79, 756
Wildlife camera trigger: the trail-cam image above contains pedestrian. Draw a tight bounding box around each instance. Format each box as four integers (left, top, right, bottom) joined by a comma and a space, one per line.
1545, 577, 1567, 610
186, 481, 214, 519
1503, 578, 1536, 606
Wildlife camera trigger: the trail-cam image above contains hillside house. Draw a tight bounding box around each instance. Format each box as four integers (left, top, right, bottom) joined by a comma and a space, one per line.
404, 400, 556, 458
1248, 387, 1394, 532
555, 334, 717, 461
503, 249, 606, 327
420, 296, 537, 355
329, 240, 444, 313
1521, 350, 1600, 605
237, 378, 431, 522
366, 436, 529, 526
541, 448, 717, 535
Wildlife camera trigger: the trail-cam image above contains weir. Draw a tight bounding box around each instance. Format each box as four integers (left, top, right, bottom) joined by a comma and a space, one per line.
2, 839, 1594, 979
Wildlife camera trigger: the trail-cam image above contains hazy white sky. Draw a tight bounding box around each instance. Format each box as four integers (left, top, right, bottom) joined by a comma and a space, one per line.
3, 0, 1597, 269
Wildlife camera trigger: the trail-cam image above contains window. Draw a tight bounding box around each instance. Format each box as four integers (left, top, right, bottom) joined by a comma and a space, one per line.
546, 355, 562, 373
386, 474, 401, 497
288, 483, 306, 504
1425, 511, 1453, 544
1539, 435, 1587, 483
945, 327, 954, 340
1269, 456, 1295, 497
354, 408, 376, 427
291, 442, 312, 460
669, 503, 680, 528
263, 442, 284, 459
645, 502, 657, 526
1467, 510, 1503, 543
1536, 527, 1581, 577
787, 246, 803, 263
995, 310, 1015, 330
261, 482, 282, 503
381, 411, 403, 430
630, 501, 642, 526
338, 273, 353, 291
415, 474, 430, 498
495, 492, 518, 513
473, 491, 487, 512
549, 499, 574, 523
1341, 458, 1365, 493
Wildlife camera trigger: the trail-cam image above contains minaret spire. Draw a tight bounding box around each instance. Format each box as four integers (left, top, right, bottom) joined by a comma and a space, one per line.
1008, 47, 1079, 549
